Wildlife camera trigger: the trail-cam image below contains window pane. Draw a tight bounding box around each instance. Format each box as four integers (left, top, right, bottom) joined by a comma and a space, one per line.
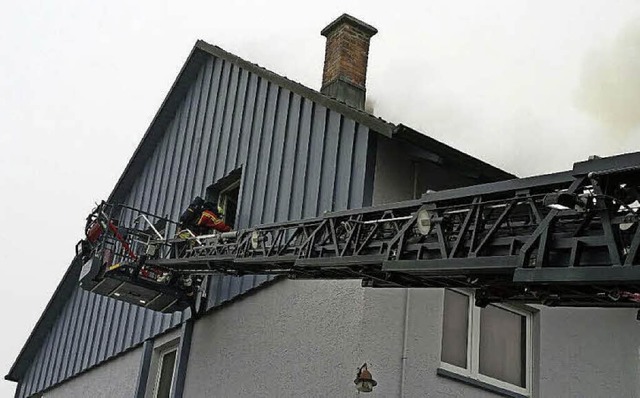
156, 350, 177, 398
441, 290, 469, 368
479, 305, 526, 387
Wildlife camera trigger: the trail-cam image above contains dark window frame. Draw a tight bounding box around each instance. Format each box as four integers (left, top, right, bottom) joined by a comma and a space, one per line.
205, 168, 243, 229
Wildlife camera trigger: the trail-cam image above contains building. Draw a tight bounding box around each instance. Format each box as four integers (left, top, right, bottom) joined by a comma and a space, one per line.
7, 14, 640, 398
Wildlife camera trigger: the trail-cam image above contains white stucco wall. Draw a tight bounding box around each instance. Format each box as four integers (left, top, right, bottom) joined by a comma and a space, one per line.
182, 280, 640, 398
537, 307, 640, 398
183, 279, 365, 398
37, 280, 640, 398
41, 345, 142, 398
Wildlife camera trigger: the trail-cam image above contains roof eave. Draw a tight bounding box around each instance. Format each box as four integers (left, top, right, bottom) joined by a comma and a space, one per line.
392, 124, 516, 182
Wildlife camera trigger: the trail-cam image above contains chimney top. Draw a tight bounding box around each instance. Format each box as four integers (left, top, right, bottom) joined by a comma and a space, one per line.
321, 13, 378, 38
320, 14, 378, 110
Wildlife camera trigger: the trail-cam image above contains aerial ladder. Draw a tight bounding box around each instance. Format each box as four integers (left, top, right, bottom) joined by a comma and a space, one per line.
77, 151, 640, 314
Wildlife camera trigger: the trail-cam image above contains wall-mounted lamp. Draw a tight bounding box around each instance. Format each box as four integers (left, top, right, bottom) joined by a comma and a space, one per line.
354, 363, 377, 393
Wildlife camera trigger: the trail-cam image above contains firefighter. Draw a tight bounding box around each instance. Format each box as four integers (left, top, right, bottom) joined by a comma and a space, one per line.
179, 196, 205, 230
178, 197, 231, 235
196, 201, 232, 233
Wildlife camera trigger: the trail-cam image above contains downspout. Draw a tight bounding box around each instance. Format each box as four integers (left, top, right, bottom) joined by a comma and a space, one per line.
399, 288, 411, 397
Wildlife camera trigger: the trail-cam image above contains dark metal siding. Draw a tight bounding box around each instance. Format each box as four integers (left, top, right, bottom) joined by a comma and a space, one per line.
17, 54, 373, 397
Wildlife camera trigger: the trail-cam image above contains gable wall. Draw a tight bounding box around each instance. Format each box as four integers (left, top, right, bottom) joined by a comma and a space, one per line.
372, 136, 481, 206
16, 53, 374, 397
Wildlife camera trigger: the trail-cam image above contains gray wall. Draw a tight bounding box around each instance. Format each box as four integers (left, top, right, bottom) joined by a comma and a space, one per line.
372, 136, 480, 205
183, 282, 640, 398
40, 345, 142, 398
15, 285, 185, 398
183, 279, 364, 398
538, 307, 640, 397
115, 54, 373, 310
17, 51, 374, 398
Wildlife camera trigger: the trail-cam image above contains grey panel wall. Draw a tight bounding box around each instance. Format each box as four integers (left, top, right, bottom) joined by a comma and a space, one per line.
17, 54, 373, 397
35, 344, 143, 398
16, 288, 184, 398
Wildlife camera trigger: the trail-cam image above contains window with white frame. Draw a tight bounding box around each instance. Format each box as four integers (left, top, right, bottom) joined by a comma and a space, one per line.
154, 345, 178, 398
440, 289, 533, 396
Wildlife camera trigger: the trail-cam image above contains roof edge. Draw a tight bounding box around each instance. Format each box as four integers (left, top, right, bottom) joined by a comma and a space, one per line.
108, 40, 395, 202
107, 45, 207, 202
393, 124, 516, 181
193, 40, 394, 136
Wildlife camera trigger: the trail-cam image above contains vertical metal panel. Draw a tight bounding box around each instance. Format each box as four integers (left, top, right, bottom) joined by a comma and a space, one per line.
319, 112, 342, 214
97, 298, 116, 363
29, 318, 50, 394
263, 89, 290, 224
73, 289, 96, 375
227, 69, 249, 173
206, 60, 232, 186
64, 289, 89, 379
251, 82, 279, 226
164, 100, 189, 222
215, 64, 240, 181
185, 58, 214, 202
235, 73, 258, 173
275, 93, 301, 222
157, 117, 180, 220
51, 288, 80, 384
289, 98, 313, 221
350, 123, 371, 208
176, 67, 205, 214
237, 76, 268, 229
43, 288, 72, 387
303, 103, 326, 218
35, 303, 59, 392
20, 52, 373, 397
104, 299, 124, 359
335, 118, 356, 210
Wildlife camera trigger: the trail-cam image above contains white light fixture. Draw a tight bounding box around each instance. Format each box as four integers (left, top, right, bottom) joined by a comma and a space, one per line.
113, 292, 121, 297
416, 207, 433, 236
251, 230, 261, 249
354, 363, 377, 393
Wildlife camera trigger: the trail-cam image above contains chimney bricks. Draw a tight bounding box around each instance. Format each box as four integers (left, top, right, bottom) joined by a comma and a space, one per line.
320, 14, 377, 110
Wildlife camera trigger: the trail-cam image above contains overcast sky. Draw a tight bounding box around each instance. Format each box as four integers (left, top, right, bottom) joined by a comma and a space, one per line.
2, 0, 640, 395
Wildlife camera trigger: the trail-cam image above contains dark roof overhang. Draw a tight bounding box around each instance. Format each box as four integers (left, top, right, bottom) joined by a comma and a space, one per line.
391, 124, 515, 182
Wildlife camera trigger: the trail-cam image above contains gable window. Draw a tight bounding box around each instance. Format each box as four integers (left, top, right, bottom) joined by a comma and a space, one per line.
154, 345, 178, 398
217, 180, 240, 229
440, 289, 533, 396
206, 168, 242, 230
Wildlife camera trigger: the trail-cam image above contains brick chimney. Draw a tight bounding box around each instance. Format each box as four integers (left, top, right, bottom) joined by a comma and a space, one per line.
321, 14, 378, 110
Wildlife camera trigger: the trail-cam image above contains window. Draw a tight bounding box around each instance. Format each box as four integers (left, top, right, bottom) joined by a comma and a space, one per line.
217, 180, 240, 229
154, 346, 178, 398
206, 168, 242, 229
440, 289, 533, 396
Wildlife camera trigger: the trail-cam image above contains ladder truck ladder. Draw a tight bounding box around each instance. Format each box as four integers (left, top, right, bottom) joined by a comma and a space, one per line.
78, 151, 640, 313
